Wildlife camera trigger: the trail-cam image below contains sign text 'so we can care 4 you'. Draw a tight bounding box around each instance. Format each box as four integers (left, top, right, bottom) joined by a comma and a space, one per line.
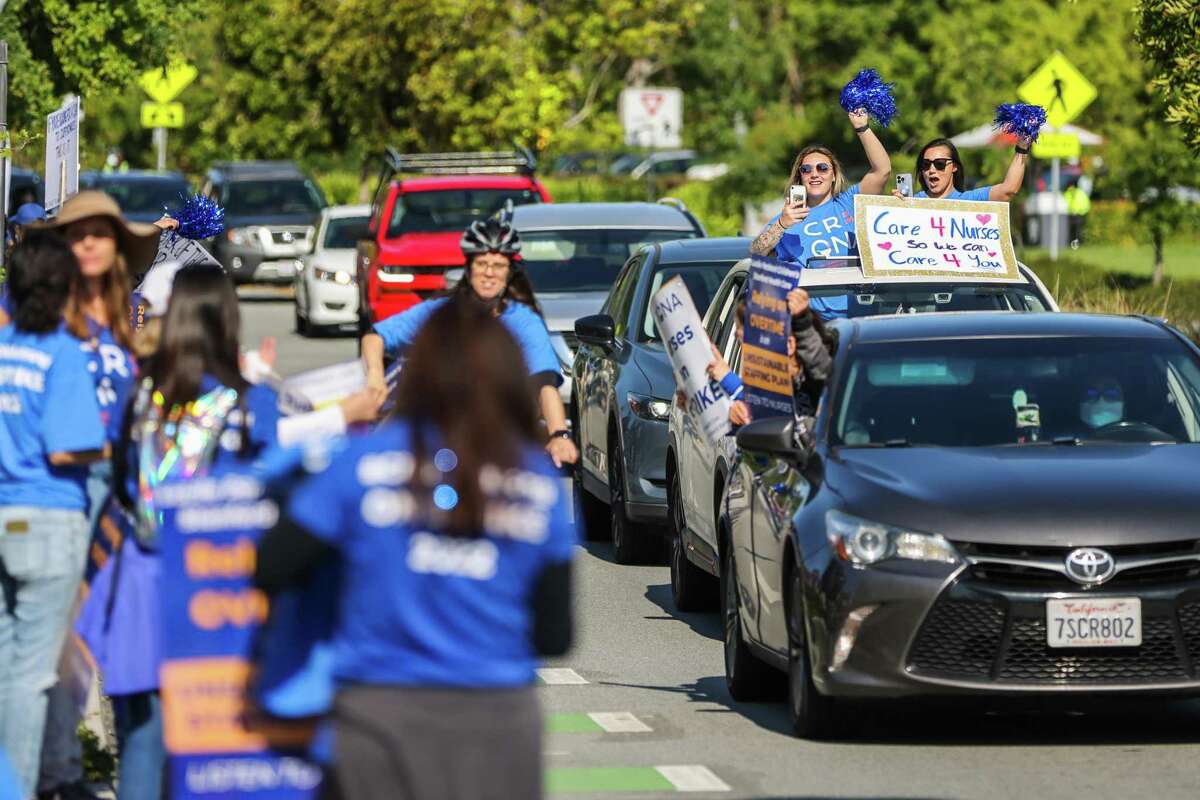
652, 277, 731, 444
854, 195, 1020, 282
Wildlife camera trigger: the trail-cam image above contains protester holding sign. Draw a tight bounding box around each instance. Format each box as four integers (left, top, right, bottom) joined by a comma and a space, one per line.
257, 301, 575, 800
0, 232, 105, 799
903, 137, 1032, 201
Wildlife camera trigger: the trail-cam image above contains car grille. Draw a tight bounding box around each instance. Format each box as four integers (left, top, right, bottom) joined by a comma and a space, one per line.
909, 592, 1200, 684
269, 227, 310, 245
955, 540, 1200, 590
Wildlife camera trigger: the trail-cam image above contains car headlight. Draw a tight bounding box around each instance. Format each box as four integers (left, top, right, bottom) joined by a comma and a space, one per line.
627, 392, 671, 421
825, 510, 960, 566
226, 226, 263, 248
314, 266, 354, 285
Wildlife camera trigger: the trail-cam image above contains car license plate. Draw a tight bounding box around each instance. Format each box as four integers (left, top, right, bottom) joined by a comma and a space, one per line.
1046, 597, 1141, 648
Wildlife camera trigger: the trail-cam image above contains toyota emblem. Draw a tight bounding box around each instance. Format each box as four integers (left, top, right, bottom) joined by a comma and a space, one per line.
281, 231, 294, 243
1063, 548, 1117, 587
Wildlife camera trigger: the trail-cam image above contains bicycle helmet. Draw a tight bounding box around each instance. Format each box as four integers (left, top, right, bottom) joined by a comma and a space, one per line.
460, 218, 521, 258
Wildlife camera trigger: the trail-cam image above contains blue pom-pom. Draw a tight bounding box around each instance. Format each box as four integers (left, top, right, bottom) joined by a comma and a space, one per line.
168, 194, 225, 240
839, 68, 897, 128
993, 103, 1047, 143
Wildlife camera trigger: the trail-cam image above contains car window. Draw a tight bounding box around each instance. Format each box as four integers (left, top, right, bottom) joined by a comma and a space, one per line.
520, 229, 696, 293
606, 255, 643, 339
640, 260, 738, 342
323, 216, 371, 249
386, 189, 538, 236
93, 179, 191, 217
715, 277, 746, 360
833, 335, 1200, 448
809, 283, 1048, 316
224, 179, 325, 215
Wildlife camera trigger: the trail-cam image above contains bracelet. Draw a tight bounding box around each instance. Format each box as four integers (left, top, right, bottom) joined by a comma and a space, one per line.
853, 123, 870, 134
548, 429, 571, 440
1015, 145, 1030, 155
775, 218, 787, 231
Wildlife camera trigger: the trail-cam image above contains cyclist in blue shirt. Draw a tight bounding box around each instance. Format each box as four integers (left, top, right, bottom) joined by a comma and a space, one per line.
361, 218, 578, 467
258, 300, 575, 800
0, 231, 105, 799
904, 137, 1032, 202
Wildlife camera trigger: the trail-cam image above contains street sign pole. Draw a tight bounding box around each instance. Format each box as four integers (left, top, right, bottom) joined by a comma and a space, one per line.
0, 41, 9, 270
155, 127, 166, 170
1049, 155, 1060, 262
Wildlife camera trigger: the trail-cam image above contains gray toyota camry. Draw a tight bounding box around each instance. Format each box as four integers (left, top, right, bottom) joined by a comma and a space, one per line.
724, 311, 1200, 738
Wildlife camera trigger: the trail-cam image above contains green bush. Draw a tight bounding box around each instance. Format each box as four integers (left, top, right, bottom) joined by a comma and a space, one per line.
539, 175, 647, 203
315, 170, 367, 206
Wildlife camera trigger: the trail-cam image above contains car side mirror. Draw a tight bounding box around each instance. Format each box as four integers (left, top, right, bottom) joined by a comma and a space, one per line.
575, 314, 616, 349
445, 267, 465, 288
736, 416, 806, 463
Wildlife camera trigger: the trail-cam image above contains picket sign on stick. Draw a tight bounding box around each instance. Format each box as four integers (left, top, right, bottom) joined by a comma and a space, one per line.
741, 256, 800, 419
651, 276, 730, 443
855, 195, 1021, 282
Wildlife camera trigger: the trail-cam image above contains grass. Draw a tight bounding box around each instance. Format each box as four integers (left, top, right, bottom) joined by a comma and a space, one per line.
1020, 242, 1200, 280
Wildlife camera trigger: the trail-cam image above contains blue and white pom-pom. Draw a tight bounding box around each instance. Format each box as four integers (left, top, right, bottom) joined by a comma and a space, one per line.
839, 68, 897, 128
168, 195, 226, 240
993, 103, 1047, 143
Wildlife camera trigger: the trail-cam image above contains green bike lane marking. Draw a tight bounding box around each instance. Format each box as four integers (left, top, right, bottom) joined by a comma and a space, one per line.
545, 765, 730, 793
546, 712, 653, 733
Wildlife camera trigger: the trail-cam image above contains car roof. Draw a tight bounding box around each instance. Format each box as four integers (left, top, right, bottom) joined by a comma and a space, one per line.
724, 257, 1034, 287
81, 170, 188, 183
209, 161, 306, 181
396, 175, 541, 192
323, 204, 371, 218
656, 237, 752, 264
843, 312, 1171, 344
512, 202, 695, 230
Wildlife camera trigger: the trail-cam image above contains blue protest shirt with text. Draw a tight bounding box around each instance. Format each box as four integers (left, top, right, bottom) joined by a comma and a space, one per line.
198, 376, 281, 474
287, 419, 577, 688
915, 186, 992, 202
82, 318, 137, 445
373, 298, 562, 385
0, 325, 105, 509
774, 186, 862, 320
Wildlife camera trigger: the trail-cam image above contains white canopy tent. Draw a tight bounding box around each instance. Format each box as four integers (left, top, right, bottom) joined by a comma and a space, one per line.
949, 122, 1104, 149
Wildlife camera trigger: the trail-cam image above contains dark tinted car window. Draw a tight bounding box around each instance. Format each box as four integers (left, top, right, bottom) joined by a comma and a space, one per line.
809, 283, 1048, 316
521, 229, 696, 293
323, 216, 370, 249
640, 260, 737, 341
387, 189, 538, 236
607, 255, 643, 339
93, 177, 191, 218
834, 336, 1200, 448
223, 179, 325, 216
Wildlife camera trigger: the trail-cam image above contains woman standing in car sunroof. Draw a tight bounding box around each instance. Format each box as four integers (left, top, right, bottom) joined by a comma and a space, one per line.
902, 136, 1032, 202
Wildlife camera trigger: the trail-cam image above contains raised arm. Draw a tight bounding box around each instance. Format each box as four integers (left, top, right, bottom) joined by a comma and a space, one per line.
851, 110, 892, 196
988, 137, 1032, 202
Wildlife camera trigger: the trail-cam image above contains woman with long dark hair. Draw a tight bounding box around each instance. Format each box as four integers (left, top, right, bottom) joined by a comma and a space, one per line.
0, 231, 105, 798
257, 300, 575, 800
904, 136, 1031, 201
360, 217, 578, 467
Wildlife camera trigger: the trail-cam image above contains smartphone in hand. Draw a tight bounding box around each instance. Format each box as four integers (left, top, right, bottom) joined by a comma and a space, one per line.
788, 183, 806, 207
896, 173, 913, 198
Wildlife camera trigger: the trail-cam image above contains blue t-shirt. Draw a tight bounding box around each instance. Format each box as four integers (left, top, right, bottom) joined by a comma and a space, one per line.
915, 186, 992, 201
81, 319, 137, 445
288, 419, 577, 688
775, 186, 862, 320
200, 376, 281, 474
373, 298, 563, 386
0, 325, 105, 509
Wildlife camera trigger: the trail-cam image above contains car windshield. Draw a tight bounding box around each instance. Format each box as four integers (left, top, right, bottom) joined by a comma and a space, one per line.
833, 335, 1200, 448
224, 179, 325, 216
640, 260, 737, 342
95, 179, 190, 217
808, 283, 1049, 316
387, 189, 539, 236
323, 215, 370, 249
521, 229, 697, 293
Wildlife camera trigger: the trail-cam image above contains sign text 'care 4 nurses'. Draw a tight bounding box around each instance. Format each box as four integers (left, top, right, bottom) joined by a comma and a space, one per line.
854, 195, 1020, 282
652, 277, 730, 443
741, 256, 800, 418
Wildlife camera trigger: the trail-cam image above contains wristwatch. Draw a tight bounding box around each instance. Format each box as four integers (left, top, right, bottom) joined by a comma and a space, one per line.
853, 123, 870, 134
548, 429, 572, 440
1015, 144, 1030, 155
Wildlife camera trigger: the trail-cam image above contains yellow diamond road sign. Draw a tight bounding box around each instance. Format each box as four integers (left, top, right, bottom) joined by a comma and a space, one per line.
141, 102, 184, 129
1032, 132, 1081, 160
1018, 52, 1097, 129
139, 63, 198, 104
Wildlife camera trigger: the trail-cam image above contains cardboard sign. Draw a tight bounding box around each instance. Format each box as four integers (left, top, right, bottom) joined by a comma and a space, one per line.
651, 276, 730, 443
741, 256, 799, 418
277, 359, 367, 416
855, 195, 1020, 282
44, 97, 80, 211
157, 471, 321, 799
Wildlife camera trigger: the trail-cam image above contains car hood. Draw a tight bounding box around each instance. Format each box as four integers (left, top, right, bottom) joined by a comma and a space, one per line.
539, 291, 608, 334
826, 444, 1200, 546
305, 248, 356, 272
224, 213, 320, 230
630, 344, 675, 398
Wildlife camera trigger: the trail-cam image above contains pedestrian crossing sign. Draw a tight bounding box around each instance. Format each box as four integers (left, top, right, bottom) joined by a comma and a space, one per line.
1018, 52, 1097, 128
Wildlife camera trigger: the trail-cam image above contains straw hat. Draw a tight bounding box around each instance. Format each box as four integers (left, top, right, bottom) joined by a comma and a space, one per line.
37, 190, 163, 275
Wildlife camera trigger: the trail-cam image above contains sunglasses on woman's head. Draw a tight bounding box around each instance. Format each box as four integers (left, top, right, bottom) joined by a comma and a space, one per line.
919, 158, 955, 172
799, 163, 833, 175
1084, 387, 1122, 403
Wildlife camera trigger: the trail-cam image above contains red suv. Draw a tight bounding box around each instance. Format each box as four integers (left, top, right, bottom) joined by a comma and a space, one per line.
357, 149, 551, 326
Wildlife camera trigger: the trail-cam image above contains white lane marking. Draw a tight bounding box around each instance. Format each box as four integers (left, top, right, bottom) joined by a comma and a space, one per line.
588, 711, 652, 733
655, 765, 731, 792
537, 667, 588, 685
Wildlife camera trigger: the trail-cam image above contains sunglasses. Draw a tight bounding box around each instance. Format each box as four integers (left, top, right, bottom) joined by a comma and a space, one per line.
799, 163, 833, 175
1083, 387, 1122, 403
919, 158, 955, 172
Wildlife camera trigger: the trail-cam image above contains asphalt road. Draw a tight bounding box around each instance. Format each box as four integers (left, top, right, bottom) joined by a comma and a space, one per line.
243, 294, 1200, 799
238, 287, 358, 376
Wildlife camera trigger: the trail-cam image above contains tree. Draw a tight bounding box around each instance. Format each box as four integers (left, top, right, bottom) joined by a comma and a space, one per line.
1136, 0, 1200, 152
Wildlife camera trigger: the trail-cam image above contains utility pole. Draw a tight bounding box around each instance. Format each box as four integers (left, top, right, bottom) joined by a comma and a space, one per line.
0, 41, 9, 271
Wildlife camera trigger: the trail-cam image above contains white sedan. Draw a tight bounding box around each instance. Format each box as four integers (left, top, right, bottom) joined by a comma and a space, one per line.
294, 204, 370, 336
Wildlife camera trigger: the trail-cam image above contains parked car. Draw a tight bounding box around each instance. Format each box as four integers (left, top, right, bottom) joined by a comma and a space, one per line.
509, 200, 705, 403
723, 311, 1200, 738
357, 148, 550, 329
294, 204, 371, 336
667, 256, 1061, 611
608, 150, 697, 179
202, 161, 327, 283
79, 170, 191, 224
572, 237, 748, 564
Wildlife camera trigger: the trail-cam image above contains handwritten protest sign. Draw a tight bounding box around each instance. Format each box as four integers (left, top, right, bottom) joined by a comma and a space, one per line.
651, 276, 730, 443
44, 97, 80, 211
854, 195, 1020, 282
158, 471, 321, 799
742, 256, 800, 418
